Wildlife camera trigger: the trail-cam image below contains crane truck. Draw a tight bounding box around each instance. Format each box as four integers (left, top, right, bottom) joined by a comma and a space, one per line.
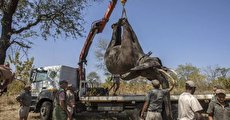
29, 0, 230, 120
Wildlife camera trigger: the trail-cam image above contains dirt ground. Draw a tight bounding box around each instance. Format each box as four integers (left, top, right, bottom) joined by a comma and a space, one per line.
0, 95, 40, 120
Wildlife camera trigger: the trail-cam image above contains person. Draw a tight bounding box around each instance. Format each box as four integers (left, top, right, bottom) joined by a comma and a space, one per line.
79, 82, 87, 96
211, 85, 223, 101
177, 80, 203, 120
52, 80, 70, 120
16, 85, 32, 120
66, 84, 76, 120
108, 74, 120, 95
140, 79, 175, 120
207, 89, 230, 120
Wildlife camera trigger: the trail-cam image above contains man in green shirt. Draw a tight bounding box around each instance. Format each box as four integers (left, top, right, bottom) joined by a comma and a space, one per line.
207, 89, 230, 120
52, 80, 70, 120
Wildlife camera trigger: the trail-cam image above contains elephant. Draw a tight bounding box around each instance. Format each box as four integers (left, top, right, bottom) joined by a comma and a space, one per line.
0, 64, 15, 95
104, 18, 175, 120
104, 18, 173, 86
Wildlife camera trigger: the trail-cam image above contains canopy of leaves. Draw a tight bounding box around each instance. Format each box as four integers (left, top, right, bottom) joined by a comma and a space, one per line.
7, 52, 34, 95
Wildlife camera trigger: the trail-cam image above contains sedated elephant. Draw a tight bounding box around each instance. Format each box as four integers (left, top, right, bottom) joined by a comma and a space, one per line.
104, 18, 175, 120
104, 18, 174, 87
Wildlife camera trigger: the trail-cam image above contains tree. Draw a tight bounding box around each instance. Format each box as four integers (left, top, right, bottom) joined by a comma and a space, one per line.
216, 67, 230, 78
176, 64, 206, 92
87, 71, 100, 88
0, 0, 96, 64
203, 65, 230, 81
8, 52, 34, 84
211, 67, 230, 89
94, 39, 110, 75
6, 52, 34, 95
203, 65, 220, 81
176, 64, 200, 81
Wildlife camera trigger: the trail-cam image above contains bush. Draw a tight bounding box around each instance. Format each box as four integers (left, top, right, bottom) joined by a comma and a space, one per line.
7, 80, 25, 95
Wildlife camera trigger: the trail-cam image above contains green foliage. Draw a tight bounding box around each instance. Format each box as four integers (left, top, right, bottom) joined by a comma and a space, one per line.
6, 52, 34, 94
8, 52, 34, 84
7, 80, 25, 95
101, 76, 152, 95
212, 77, 230, 89
87, 71, 101, 88
175, 63, 207, 93
0, 0, 99, 64
12, 0, 93, 39
98, 64, 230, 94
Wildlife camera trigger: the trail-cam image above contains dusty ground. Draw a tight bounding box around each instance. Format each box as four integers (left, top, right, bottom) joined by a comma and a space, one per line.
0, 95, 40, 120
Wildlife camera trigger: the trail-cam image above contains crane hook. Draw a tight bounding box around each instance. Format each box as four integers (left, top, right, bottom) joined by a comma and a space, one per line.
121, 0, 127, 6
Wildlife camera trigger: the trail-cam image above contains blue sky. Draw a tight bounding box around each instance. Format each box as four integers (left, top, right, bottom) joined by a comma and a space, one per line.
29, 0, 230, 76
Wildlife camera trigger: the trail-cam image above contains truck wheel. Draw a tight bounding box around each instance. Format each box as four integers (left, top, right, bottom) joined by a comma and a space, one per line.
40, 101, 52, 120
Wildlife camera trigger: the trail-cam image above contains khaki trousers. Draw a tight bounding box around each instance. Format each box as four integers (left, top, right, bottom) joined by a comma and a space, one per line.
146, 111, 162, 120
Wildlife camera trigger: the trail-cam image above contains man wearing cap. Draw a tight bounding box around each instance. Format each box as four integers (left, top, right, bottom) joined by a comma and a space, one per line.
207, 89, 230, 120
109, 74, 121, 96
66, 84, 76, 120
52, 80, 70, 120
211, 85, 223, 102
177, 80, 203, 120
140, 79, 175, 120
16, 85, 32, 120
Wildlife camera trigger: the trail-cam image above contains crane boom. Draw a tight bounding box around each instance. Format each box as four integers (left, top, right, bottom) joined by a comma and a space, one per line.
78, 0, 118, 81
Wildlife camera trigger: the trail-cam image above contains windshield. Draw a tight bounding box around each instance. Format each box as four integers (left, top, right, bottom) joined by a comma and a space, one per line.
32, 70, 48, 82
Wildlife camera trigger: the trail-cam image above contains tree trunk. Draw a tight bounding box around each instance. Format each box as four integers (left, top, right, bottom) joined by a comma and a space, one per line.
0, 45, 7, 64
0, 0, 19, 64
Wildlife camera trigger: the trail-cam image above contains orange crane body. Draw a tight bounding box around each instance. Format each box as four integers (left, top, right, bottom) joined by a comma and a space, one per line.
78, 0, 118, 81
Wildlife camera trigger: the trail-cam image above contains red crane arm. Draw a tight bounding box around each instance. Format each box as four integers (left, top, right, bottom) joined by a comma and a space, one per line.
78, 0, 118, 81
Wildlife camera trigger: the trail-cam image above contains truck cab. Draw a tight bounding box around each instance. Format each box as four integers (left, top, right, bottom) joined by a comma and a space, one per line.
30, 65, 78, 120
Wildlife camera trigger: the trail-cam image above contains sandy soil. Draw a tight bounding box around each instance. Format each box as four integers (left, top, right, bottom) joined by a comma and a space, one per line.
0, 95, 40, 120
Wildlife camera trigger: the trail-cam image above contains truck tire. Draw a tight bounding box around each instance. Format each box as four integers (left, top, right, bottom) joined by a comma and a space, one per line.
40, 101, 52, 120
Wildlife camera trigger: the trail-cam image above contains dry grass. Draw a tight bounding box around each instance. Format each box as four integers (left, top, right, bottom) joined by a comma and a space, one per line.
0, 94, 40, 120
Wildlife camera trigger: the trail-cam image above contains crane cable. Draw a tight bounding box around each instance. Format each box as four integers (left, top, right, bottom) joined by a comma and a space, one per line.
121, 0, 127, 18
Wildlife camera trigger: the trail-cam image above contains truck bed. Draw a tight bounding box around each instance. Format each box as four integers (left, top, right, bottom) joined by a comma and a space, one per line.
80, 94, 230, 102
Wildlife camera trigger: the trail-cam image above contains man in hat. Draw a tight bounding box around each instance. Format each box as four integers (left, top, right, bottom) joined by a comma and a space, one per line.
52, 80, 70, 120
207, 89, 230, 120
177, 81, 203, 120
66, 84, 76, 120
109, 74, 121, 95
140, 79, 175, 120
16, 85, 32, 120
211, 85, 223, 101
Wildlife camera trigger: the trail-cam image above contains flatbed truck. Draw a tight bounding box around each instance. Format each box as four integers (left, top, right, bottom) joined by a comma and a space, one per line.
29, 65, 230, 120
